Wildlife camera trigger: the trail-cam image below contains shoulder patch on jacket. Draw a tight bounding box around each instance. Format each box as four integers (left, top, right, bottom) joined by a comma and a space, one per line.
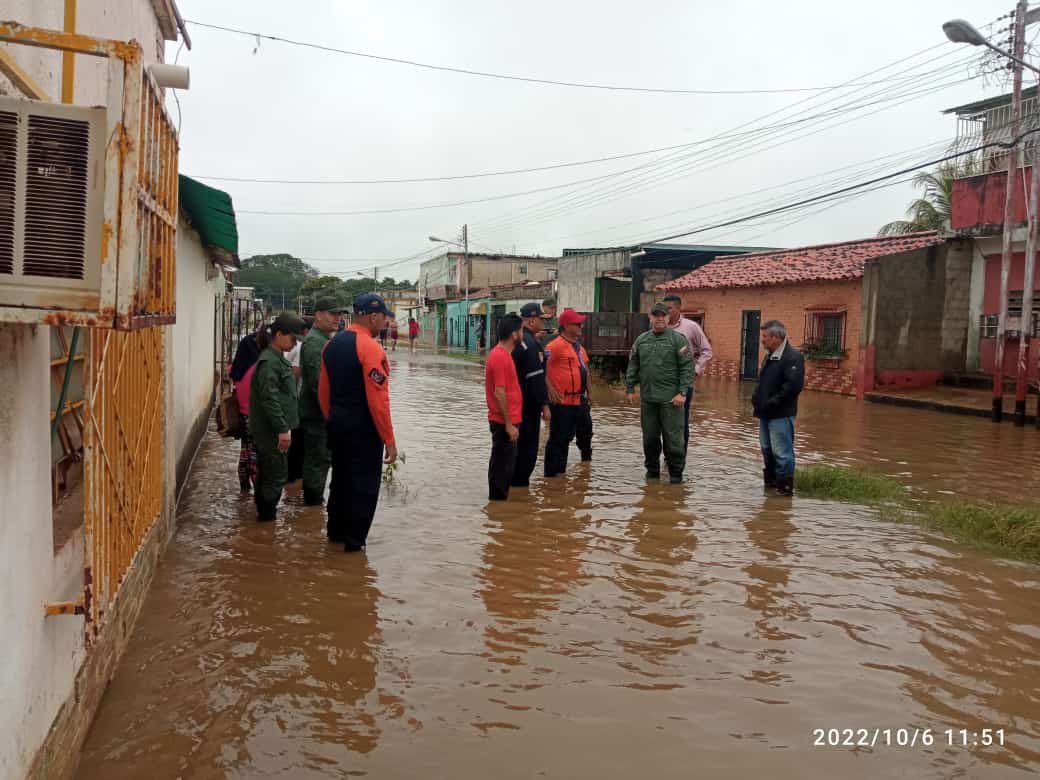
369, 368, 386, 386
679, 344, 690, 354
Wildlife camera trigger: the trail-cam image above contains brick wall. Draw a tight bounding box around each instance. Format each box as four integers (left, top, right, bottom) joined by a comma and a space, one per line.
681, 280, 863, 396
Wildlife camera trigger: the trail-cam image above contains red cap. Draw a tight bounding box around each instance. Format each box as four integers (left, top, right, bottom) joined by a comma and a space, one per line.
559, 309, 586, 327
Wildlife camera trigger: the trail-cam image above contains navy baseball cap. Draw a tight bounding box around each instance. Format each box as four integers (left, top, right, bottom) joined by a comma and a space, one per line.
354, 293, 395, 319
520, 302, 543, 318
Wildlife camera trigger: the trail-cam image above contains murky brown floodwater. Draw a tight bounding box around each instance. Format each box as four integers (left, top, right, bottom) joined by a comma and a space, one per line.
77, 351, 1040, 779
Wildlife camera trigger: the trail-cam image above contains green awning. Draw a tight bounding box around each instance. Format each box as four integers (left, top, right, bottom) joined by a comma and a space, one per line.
179, 174, 239, 264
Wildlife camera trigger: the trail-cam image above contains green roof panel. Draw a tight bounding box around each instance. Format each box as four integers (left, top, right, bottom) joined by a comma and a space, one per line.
179, 174, 239, 257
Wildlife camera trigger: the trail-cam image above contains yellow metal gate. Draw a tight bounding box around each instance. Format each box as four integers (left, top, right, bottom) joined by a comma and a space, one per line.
83, 327, 165, 635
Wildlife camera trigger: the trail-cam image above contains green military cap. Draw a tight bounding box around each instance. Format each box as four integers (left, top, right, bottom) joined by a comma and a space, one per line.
272, 311, 307, 335
651, 302, 669, 315
314, 296, 347, 313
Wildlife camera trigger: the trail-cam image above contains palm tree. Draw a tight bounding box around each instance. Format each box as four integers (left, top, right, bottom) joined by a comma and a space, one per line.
877, 160, 978, 236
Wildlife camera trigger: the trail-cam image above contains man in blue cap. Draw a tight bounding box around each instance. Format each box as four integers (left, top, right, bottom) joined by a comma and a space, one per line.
319, 293, 399, 552
510, 302, 551, 488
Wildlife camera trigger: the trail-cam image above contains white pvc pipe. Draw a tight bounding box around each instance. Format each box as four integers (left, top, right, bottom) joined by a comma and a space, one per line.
149, 64, 190, 90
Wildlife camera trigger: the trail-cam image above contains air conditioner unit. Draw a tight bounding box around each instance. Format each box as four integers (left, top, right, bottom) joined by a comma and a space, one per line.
0, 98, 106, 312
0, 29, 179, 329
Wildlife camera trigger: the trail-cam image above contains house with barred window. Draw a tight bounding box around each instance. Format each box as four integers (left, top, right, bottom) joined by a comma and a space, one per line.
657, 233, 977, 398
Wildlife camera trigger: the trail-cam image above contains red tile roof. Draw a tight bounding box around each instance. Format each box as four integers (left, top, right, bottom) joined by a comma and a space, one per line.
658, 232, 944, 291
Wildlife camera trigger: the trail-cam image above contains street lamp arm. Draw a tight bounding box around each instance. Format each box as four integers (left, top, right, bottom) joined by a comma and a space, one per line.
982, 39, 1040, 76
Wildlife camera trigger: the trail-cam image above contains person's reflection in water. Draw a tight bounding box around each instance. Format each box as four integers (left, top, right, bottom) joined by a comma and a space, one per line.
617, 483, 700, 680
740, 500, 808, 691
477, 470, 591, 669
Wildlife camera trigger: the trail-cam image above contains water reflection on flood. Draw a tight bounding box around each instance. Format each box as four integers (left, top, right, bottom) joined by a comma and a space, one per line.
77, 354, 1040, 779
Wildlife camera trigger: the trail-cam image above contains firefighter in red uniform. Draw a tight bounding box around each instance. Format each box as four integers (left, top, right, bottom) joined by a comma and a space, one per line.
544, 309, 592, 477
319, 293, 398, 552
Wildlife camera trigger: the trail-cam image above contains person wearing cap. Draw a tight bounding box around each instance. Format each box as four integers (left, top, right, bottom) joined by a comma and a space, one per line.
297, 297, 347, 506
510, 302, 552, 488
249, 311, 306, 522
625, 303, 695, 484
544, 309, 592, 478
319, 293, 399, 552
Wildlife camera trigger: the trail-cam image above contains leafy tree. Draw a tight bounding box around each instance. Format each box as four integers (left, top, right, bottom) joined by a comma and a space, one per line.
878, 160, 979, 236
236, 254, 319, 311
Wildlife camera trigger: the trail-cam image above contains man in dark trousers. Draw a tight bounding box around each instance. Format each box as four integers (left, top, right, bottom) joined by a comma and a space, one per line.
319, 293, 399, 551
544, 309, 591, 478
298, 298, 346, 506
486, 314, 524, 500
751, 319, 805, 497
510, 303, 551, 488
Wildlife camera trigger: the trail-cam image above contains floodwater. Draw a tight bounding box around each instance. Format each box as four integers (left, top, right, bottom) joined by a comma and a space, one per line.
77, 351, 1040, 779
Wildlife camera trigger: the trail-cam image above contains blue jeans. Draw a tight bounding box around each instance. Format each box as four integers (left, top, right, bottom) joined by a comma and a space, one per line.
759, 417, 795, 478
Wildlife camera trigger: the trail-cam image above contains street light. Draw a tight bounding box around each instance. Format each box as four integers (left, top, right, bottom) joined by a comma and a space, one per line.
943, 18, 1040, 74
946, 6, 1040, 423
430, 226, 471, 351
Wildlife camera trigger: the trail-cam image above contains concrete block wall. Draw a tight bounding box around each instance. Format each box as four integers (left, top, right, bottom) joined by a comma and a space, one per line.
680, 280, 863, 396
873, 244, 973, 376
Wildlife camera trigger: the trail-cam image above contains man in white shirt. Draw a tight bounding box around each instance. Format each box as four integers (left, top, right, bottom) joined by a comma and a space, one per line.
662, 295, 713, 450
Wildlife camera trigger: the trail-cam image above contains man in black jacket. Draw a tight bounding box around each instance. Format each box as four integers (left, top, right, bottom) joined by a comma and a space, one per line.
511, 302, 552, 488
751, 320, 805, 497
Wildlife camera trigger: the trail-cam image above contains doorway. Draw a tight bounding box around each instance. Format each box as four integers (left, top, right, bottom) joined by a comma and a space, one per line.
740, 310, 761, 379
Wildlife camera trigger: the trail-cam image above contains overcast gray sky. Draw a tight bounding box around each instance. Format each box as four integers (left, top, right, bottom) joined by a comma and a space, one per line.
172, 0, 1025, 282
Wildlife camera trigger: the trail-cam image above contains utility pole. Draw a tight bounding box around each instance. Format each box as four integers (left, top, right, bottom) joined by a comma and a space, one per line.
374, 265, 378, 294
1016, 124, 1039, 425
463, 223, 470, 352
994, 0, 1029, 422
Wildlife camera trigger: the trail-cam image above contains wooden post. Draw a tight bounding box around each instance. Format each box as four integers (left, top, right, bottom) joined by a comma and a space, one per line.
62, 0, 76, 103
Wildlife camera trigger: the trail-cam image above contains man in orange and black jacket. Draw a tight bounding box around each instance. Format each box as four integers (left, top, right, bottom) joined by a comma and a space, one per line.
544, 309, 592, 478
319, 293, 398, 552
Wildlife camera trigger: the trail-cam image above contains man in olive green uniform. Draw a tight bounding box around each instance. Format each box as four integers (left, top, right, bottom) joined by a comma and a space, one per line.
250, 312, 306, 522
299, 298, 346, 506
626, 303, 695, 484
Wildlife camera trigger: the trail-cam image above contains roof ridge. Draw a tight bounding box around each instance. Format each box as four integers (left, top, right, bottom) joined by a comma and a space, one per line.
716, 231, 939, 262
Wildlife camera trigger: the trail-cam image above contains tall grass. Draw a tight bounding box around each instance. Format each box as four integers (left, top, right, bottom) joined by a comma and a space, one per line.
795, 465, 1040, 564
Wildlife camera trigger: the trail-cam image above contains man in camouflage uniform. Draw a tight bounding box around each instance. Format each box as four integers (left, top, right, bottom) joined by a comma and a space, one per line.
298, 297, 346, 506
625, 302, 695, 484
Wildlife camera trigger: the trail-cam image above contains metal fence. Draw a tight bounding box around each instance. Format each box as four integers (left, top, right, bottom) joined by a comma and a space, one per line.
83, 326, 165, 637
951, 95, 1040, 172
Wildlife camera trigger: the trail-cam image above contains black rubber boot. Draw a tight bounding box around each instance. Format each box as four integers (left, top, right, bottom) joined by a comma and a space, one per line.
646, 469, 661, 479
763, 469, 776, 488
776, 475, 794, 497
303, 490, 324, 507
580, 450, 592, 463
240, 479, 252, 494
668, 470, 684, 485
256, 499, 278, 522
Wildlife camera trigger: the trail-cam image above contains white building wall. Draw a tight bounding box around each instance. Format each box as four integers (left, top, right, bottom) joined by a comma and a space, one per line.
0, 0, 167, 103
169, 218, 224, 492
557, 249, 628, 312
0, 325, 87, 780
0, 3, 175, 777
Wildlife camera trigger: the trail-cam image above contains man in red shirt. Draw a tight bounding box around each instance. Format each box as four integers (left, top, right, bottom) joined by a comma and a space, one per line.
485, 313, 524, 500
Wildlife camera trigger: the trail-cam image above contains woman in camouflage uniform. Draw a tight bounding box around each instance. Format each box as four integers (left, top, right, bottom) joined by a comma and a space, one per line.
249, 312, 306, 522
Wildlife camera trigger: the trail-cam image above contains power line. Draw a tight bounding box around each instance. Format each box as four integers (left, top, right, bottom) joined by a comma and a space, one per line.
234, 72, 973, 218
185, 60, 966, 187
639, 131, 1038, 246
469, 42, 982, 235
184, 18, 958, 96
